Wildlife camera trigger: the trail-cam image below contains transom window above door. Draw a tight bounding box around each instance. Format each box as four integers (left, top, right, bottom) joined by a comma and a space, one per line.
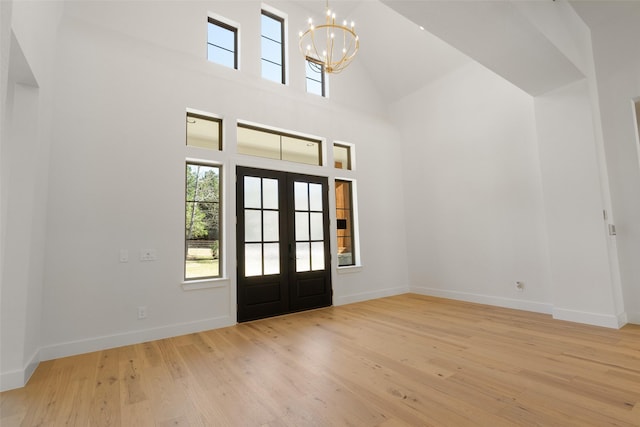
237, 123, 322, 166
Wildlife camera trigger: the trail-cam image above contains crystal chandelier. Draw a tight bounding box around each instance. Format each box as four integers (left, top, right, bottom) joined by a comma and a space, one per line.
299, 0, 360, 74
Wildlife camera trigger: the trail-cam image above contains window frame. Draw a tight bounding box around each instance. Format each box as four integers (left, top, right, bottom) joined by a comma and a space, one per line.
305, 57, 326, 97
207, 16, 238, 70
261, 9, 286, 84
186, 112, 223, 151
184, 161, 223, 281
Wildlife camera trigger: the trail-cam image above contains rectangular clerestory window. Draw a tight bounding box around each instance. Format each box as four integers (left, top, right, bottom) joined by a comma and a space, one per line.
207, 17, 238, 69
305, 58, 325, 97
186, 113, 222, 150
333, 143, 352, 170
261, 10, 285, 84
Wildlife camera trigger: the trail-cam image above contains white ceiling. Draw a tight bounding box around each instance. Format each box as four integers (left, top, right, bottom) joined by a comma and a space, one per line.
380, 0, 586, 96
298, 0, 632, 101
569, 0, 640, 28
351, 1, 472, 103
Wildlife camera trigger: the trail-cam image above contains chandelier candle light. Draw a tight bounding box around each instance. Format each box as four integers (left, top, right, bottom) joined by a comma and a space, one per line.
299, 0, 360, 74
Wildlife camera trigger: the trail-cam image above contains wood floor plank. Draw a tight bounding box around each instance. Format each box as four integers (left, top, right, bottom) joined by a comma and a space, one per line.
90, 348, 121, 427
2, 294, 639, 426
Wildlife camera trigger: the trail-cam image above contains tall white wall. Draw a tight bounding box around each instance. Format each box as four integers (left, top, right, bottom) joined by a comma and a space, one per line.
584, 4, 640, 323
389, 62, 553, 313
534, 79, 622, 327
0, 0, 14, 392
37, 0, 408, 362
0, 0, 63, 391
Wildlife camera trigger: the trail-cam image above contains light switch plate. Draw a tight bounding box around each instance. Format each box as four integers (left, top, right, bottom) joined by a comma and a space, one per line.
140, 249, 157, 261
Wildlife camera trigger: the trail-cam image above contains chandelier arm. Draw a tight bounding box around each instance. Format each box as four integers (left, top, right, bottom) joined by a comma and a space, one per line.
329, 33, 336, 71
333, 33, 351, 70
325, 21, 331, 66
309, 27, 319, 63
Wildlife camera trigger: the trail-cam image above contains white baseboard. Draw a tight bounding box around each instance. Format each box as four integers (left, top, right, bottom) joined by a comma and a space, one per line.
334, 285, 410, 306
410, 286, 553, 315
40, 315, 234, 362
553, 307, 625, 329
1, 368, 27, 392
412, 287, 627, 329
0, 348, 41, 392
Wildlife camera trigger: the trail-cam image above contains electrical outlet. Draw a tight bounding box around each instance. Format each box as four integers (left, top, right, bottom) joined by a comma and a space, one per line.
515, 281, 525, 292
119, 249, 128, 263
138, 306, 147, 319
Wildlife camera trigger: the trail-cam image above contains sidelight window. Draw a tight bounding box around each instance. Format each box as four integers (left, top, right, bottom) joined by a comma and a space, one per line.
335, 179, 355, 267
185, 163, 221, 279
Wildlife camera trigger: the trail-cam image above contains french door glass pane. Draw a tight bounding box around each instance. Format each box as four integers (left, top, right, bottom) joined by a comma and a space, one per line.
263, 243, 280, 275
245, 243, 262, 277
311, 241, 324, 270
263, 178, 278, 209
296, 242, 311, 272
263, 211, 279, 241
244, 210, 262, 242
244, 176, 261, 208
309, 183, 323, 211
294, 182, 308, 211
295, 212, 309, 241
310, 212, 323, 240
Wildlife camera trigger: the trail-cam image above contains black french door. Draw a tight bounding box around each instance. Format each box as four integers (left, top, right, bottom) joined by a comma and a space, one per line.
236, 167, 332, 322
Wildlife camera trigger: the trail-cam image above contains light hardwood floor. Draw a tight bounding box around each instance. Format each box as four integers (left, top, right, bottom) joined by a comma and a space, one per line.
2, 294, 640, 426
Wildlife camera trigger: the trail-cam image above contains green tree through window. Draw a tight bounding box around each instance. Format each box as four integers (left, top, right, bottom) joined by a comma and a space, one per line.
185, 163, 221, 279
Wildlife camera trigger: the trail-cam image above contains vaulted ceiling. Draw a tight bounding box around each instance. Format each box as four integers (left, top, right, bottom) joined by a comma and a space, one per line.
381, 0, 586, 96
297, 0, 617, 103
